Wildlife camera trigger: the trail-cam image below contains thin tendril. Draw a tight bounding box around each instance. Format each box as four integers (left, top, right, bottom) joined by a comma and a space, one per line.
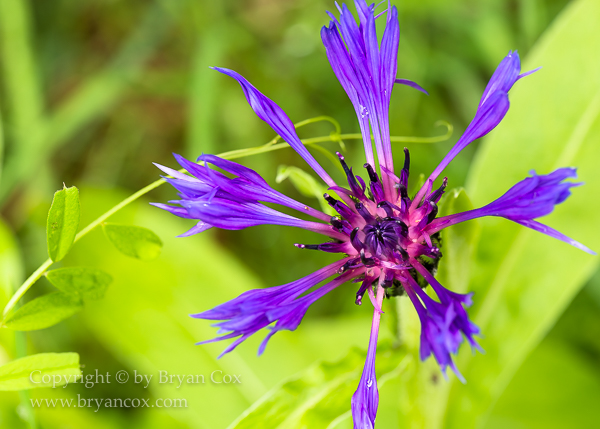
1, 119, 452, 318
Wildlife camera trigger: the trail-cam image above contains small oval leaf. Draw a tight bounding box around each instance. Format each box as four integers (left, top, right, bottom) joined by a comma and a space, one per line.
2, 292, 83, 331
0, 352, 81, 391
103, 223, 162, 260
47, 186, 80, 262
46, 267, 112, 301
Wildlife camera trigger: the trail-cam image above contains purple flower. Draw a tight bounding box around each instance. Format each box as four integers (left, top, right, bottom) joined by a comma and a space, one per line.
154, 1, 594, 427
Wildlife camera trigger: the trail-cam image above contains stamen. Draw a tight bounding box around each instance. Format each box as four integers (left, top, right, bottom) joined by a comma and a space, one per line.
350, 227, 364, 252
294, 243, 319, 250
324, 193, 355, 219
428, 177, 448, 203
393, 219, 409, 236
377, 201, 395, 218
356, 202, 376, 224
355, 275, 375, 305
337, 152, 365, 198
323, 193, 337, 205
363, 163, 380, 183
360, 249, 376, 266
426, 202, 439, 224
400, 148, 410, 188
381, 270, 395, 288
330, 216, 344, 230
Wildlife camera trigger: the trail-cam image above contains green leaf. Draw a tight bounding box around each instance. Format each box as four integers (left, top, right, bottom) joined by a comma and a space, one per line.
395, 188, 480, 428
0, 352, 81, 391
102, 223, 162, 260
70, 187, 393, 429
0, 217, 23, 305
276, 165, 332, 214
46, 267, 112, 301
436, 188, 481, 293
228, 342, 408, 429
2, 292, 83, 331
487, 338, 600, 428
437, 0, 600, 426
46, 186, 80, 262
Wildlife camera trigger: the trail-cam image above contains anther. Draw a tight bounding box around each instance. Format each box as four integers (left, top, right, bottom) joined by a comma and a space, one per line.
337, 152, 351, 175
350, 227, 364, 252
330, 216, 344, 230
402, 147, 410, 172
428, 177, 448, 203
397, 247, 409, 260
382, 270, 395, 288
294, 243, 320, 250
323, 193, 337, 205
394, 219, 409, 236
395, 183, 409, 200
360, 249, 376, 266
363, 163, 379, 182
355, 202, 375, 224
426, 202, 439, 224
377, 201, 394, 218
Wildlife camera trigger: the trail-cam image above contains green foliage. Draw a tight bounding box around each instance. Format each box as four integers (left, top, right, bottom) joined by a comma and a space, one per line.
46, 267, 112, 301
102, 223, 162, 260
395, 187, 481, 428
449, 0, 600, 426
486, 339, 600, 429
60, 188, 403, 429
0, 352, 81, 391
2, 293, 82, 331
229, 343, 407, 429
0, 218, 23, 303
0, 0, 598, 427
276, 165, 332, 214
436, 188, 480, 293
46, 186, 80, 262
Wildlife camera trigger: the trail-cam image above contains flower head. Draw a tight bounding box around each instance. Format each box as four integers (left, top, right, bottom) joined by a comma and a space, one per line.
154, 1, 593, 427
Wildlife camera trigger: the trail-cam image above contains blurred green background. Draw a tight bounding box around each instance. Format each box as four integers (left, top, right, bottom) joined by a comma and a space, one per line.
0, 0, 599, 428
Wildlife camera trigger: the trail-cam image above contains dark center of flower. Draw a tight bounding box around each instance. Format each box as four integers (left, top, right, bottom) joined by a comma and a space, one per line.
295, 149, 448, 299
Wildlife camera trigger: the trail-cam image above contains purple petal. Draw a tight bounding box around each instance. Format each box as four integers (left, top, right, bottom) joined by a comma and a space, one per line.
427, 168, 594, 254
177, 221, 213, 237
352, 285, 385, 429
394, 78, 429, 95
423, 50, 539, 189
211, 67, 336, 187
514, 219, 596, 255
192, 259, 359, 357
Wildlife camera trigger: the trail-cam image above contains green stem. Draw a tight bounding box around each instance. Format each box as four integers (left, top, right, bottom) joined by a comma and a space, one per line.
2, 119, 452, 317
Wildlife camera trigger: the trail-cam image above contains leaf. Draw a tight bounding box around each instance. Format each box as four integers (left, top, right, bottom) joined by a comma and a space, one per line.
0, 352, 81, 391
2, 292, 83, 331
69, 187, 393, 429
487, 339, 600, 428
436, 188, 481, 293
0, 218, 23, 305
102, 223, 162, 260
276, 165, 332, 214
46, 186, 80, 262
439, 0, 600, 426
228, 342, 408, 429
46, 267, 112, 301
395, 188, 480, 428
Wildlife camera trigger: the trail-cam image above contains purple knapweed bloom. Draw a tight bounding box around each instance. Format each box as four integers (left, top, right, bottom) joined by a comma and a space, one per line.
154, 1, 594, 427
